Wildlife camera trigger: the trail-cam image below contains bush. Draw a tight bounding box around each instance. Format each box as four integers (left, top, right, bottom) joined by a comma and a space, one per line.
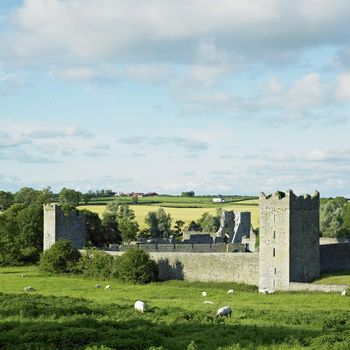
114, 247, 158, 284
78, 249, 115, 279
39, 239, 81, 274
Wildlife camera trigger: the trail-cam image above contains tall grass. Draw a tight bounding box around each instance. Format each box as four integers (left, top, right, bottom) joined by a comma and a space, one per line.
0, 266, 349, 349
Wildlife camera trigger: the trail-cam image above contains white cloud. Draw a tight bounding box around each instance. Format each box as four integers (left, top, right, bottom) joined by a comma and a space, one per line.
2, 0, 350, 68
28, 126, 94, 139
336, 72, 350, 101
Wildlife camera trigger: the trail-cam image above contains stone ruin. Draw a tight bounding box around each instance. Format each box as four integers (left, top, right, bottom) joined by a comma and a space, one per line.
43, 204, 86, 250
215, 211, 252, 243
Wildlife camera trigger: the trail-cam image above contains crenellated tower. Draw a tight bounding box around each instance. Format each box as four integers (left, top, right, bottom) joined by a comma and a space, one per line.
259, 190, 320, 292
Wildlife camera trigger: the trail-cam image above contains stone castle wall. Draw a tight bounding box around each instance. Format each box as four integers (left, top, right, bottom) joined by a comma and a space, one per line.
320, 243, 350, 273
107, 251, 259, 284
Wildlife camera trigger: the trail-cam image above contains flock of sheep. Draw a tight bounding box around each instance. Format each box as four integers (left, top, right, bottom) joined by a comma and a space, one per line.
21, 273, 348, 318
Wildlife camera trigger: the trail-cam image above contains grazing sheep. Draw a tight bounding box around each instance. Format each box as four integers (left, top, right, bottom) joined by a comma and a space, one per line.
134, 300, 146, 313
21, 274, 27, 278
259, 289, 268, 295
202, 291, 207, 297
341, 290, 347, 296
104, 285, 111, 290
216, 306, 232, 318
227, 289, 234, 294
24, 286, 35, 292
95, 284, 102, 288
204, 301, 214, 304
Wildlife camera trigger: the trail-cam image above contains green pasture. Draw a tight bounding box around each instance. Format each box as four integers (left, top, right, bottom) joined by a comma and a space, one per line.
79, 203, 260, 230
84, 195, 258, 208
0, 266, 349, 349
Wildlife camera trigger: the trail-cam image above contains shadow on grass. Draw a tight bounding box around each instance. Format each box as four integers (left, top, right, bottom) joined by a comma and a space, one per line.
0, 292, 347, 350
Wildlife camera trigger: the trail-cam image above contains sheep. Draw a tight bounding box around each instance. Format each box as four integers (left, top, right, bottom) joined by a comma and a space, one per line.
134, 300, 146, 313
216, 306, 232, 318
24, 286, 35, 292
104, 285, 111, 290
227, 289, 234, 294
21, 274, 27, 278
341, 290, 347, 296
203, 301, 214, 304
95, 284, 102, 288
202, 291, 207, 297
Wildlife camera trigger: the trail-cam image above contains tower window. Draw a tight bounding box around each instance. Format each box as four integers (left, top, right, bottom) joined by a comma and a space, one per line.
273, 231, 276, 239
274, 267, 276, 274
273, 248, 276, 257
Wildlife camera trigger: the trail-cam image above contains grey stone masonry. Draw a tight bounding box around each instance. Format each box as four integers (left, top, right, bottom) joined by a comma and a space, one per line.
43, 204, 86, 250
259, 190, 320, 293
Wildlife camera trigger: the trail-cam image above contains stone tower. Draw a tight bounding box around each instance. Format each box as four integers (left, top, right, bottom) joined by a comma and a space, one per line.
259, 190, 320, 292
43, 204, 86, 250
216, 211, 251, 243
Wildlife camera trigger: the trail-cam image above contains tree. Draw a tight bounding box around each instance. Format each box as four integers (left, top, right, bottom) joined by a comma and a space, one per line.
0, 188, 52, 265
114, 247, 158, 284
59, 188, 82, 212
145, 208, 172, 239
39, 239, 81, 274
119, 218, 139, 243
181, 191, 195, 197
320, 197, 348, 237
101, 200, 138, 244
14, 187, 52, 206
0, 191, 13, 211
198, 211, 221, 233
82, 192, 93, 205
79, 209, 105, 247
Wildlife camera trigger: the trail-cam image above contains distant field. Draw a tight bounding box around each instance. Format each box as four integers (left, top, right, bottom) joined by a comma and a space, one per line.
83, 195, 258, 208
79, 200, 260, 229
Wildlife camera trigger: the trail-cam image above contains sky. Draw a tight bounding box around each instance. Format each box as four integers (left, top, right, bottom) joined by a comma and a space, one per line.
1, 0, 350, 197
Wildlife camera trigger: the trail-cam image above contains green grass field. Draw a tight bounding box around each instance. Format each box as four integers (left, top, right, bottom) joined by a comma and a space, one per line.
79, 200, 260, 230
0, 266, 349, 349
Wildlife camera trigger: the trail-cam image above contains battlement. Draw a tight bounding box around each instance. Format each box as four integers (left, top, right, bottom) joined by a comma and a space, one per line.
259, 190, 319, 210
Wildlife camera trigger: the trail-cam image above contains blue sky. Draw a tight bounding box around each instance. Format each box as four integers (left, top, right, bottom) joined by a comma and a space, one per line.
1, 0, 350, 196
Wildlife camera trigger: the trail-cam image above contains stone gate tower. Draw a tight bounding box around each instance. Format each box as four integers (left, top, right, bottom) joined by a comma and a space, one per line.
259, 190, 320, 292
43, 204, 86, 250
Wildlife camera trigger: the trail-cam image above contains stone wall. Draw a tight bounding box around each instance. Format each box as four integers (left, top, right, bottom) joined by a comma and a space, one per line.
117, 243, 247, 253
43, 204, 86, 250
320, 243, 350, 272
107, 251, 259, 285
287, 282, 348, 293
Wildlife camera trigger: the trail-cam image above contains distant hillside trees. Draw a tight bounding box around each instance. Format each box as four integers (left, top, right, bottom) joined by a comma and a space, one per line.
181, 191, 195, 197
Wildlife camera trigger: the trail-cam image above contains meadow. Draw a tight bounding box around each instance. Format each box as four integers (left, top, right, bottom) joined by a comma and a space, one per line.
79, 199, 260, 230
0, 266, 349, 350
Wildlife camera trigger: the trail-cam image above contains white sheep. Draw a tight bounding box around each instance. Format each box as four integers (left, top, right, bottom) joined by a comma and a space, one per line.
341, 290, 347, 296
104, 285, 111, 290
95, 284, 102, 288
203, 301, 214, 304
227, 289, 234, 294
24, 286, 35, 292
134, 300, 146, 313
202, 291, 207, 297
216, 306, 232, 318
21, 273, 27, 278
